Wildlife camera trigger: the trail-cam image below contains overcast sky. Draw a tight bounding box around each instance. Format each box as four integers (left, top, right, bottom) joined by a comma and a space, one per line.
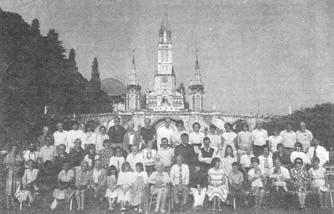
1, 0, 334, 115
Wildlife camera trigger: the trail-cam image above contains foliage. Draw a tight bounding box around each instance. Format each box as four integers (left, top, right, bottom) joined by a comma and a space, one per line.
0, 11, 111, 148
264, 103, 334, 149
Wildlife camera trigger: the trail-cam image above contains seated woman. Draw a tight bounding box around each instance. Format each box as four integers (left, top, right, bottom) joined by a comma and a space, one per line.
248, 157, 265, 209
207, 157, 229, 211
290, 158, 309, 210
74, 161, 92, 211
148, 162, 171, 213
290, 142, 311, 166
117, 161, 134, 213
105, 165, 118, 211
15, 160, 39, 207
50, 162, 75, 210
189, 162, 207, 209
130, 162, 148, 213
229, 162, 246, 208
308, 157, 329, 209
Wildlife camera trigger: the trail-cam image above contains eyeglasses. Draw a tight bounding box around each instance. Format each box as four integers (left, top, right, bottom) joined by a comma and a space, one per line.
295, 162, 302, 164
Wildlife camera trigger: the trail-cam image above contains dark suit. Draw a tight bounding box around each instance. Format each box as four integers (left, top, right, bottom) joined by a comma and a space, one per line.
108, 125, 126, 146
199, 147, 215, 171
174, 143, 198, 168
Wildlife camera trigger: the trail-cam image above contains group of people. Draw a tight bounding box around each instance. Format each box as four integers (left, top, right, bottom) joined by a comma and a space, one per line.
2, 117, 333, 213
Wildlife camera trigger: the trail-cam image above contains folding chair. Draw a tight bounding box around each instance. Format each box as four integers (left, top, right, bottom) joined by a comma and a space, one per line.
147, 184, 172, 214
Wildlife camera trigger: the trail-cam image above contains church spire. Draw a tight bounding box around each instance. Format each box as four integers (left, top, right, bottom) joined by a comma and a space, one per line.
128, 50, 138, 85
159, 0, 171, 43
192, 49, 202, 85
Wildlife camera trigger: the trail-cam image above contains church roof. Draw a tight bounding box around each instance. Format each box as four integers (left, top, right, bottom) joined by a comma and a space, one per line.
101, 78, 126, 96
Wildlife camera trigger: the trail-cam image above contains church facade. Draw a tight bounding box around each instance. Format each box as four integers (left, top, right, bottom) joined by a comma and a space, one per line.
77, 8, 263, 132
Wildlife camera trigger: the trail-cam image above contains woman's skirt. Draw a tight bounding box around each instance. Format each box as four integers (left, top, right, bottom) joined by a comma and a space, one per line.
53, 189, 74, 201
118, 185, 131, 202
207, 185, 228, 202
312, 179, 329, 192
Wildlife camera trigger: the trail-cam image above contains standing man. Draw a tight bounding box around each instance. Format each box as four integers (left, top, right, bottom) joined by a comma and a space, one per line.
237, 124, 252, 160
307, 139, 329, 167
108, 117, 126, 149
156, 118, 175, 149
39, 135, 56, 163
67, 121, 86, 153
296, 122, 313, 152
53, 122, 68, 148
251, 120, 268, 157
174, 133, 197, 169
171, 120, 187, 147
140, 118, 156, 148
280, 124, 296, 156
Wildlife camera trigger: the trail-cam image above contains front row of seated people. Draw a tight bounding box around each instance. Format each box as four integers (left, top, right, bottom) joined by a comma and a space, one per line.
13, 153, 330, 212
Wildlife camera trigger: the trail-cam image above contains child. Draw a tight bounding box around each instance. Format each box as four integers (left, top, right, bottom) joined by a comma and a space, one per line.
15, 160, 39, 208
248, 157, 265, 209
105, 165, 118, 211
74, 161, 92, 211
142, 141, 157, 175
130, 163, 148, 213
229, 162, 245, 208
309, 157, 329, 209
239, 149, 254, 181
109, 147, 125, 172
272, 167, 288, 192
83, 145, 99, 168
189, 162, 207, 209
148, 162, 171, 213
117, 162, 134, 213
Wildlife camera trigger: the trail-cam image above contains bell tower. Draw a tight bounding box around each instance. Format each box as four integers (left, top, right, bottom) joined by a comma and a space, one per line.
125, 50, 141, 111
189, 50, 204, 112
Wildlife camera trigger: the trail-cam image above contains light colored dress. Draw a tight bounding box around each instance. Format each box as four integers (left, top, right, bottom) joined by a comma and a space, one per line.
105, 175, 118, 199
207, 168, 228, 201
130, 171, 148, 206
53, 169, 75, 201
309, 167, 329, 192
4, 152, 24, 196
117, 171, 134, 202
220, 155, 237, 175
15, 168, 39, 203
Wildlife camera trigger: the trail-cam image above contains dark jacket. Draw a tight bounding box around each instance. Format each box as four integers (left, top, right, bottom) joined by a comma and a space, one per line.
108, 125, 126, 145
174, 143, 198, 166
190, 170, 208, 188
69, 148, 85, 167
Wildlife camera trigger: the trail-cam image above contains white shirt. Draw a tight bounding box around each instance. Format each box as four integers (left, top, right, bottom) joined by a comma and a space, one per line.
109, 156, 125, 171
66, 129, 86, 152
171, 130, 188, 146
157, 126, 175, 148
296, 130, 313, 151
307, 145, 329, 167
83, 154, 100, 167
157, 148, 174, 167
142, 148, 157, 166
240, 153, 254, 168
84, 132, 97, 147
189, 132, 205, 145
252, 129, 268, 146
39, 145, 56, 162
53, 130, 68, 147
268, 135, 283, 152
126, 152, 145, 171
258, 153, 273, 176
93, 168, 103, 183
280, 130, 297, 149
290, 151, 311, 165
170, 164, 189, 185
23, 150, 39, 162
207, 133, 222, 149
222, 132, 237, 146
95, 133, 109, 153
